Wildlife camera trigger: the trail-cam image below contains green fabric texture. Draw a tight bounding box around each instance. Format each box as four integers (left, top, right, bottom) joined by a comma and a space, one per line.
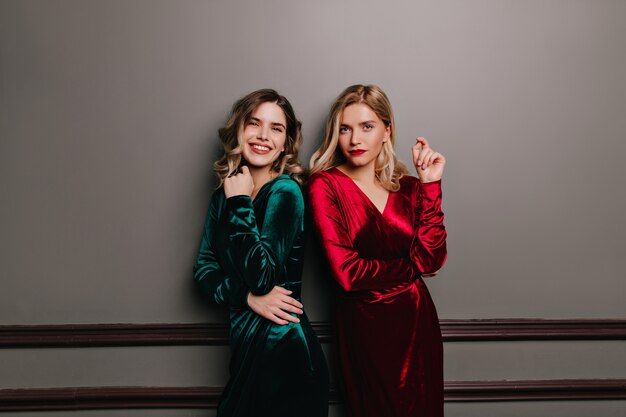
194, 175, 328, 417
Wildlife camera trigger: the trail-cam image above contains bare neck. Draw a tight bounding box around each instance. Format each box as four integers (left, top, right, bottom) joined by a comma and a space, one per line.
249, 166, 275, 197
337, 162, 376, 186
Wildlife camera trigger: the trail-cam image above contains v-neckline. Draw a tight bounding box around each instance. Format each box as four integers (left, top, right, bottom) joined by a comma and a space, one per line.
332, 167, 390, 216
251, 174, 289, 202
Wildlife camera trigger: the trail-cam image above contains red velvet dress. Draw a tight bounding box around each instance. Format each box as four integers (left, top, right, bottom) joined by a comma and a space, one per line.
308, 168, 447, 417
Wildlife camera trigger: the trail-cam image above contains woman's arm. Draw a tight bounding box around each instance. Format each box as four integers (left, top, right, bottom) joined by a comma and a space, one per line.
308, 173, 415, 292
193, 193, 248, 307
410, 137, 448, 275
223, 179, 304, 296
410, 180, 447, 275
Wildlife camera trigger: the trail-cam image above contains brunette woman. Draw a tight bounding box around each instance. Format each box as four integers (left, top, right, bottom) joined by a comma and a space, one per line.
194, 89, 328, 417
308, 84, 447, 417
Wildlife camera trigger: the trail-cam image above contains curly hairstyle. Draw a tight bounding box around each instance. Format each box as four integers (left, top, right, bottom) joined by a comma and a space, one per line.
310, 84, 408, 191
214, 89, 305, 186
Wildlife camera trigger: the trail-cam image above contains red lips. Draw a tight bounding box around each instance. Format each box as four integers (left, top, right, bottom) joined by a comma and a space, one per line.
249, 143, 272, 155
349, 150, 366, 155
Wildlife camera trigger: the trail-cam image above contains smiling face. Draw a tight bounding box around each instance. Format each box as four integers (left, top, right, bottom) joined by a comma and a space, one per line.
338, 103, 391, 171
240, 101, 287, 172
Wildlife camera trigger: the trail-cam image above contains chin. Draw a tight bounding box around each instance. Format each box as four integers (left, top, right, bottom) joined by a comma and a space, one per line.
244, 155, 279, 170
345, 159, 371, 168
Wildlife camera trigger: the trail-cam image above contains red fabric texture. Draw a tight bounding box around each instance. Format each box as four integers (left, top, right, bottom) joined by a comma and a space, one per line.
308, 168, 447, 417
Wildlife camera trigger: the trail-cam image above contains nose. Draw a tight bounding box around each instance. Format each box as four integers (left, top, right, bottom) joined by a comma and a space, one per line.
349, 131, 361, 145
257, 126, 270, 141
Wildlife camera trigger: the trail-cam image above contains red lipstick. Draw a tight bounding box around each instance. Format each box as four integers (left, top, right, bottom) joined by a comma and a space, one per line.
249, 143, 272, 155
349, 150, 366, 156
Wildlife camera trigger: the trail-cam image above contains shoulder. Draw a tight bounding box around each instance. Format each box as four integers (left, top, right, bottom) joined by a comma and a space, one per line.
307, 169, 340, 192
268, 175, 302, 195
209, 187, 226, 208
266, 175, 304, 206
205, 187, 227, 223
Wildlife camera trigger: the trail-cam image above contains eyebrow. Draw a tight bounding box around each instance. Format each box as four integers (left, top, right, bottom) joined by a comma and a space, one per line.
249, 116, 286, 130
340, 120, 377, 127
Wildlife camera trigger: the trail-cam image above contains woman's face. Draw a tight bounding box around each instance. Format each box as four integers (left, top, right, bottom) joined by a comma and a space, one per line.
338, 103, 390, 170
240, 101, 287, 171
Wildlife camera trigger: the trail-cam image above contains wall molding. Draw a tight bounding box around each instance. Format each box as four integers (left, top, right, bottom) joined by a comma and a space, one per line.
445, 379, 626, 401
0, 386, 219, 411
1, 380, 625, 411
1, 319, 625, 347
441, 319, 626, 341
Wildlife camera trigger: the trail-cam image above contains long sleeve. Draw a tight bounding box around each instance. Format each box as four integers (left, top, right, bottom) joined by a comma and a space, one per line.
307, 173, 415, 292
411, 180, 447, 274
193, 192, 248, 307
223, 179, 304, 296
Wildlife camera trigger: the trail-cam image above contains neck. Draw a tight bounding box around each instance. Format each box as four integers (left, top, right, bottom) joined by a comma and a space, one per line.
337, 161, 376, 185
248, 166, 275, 190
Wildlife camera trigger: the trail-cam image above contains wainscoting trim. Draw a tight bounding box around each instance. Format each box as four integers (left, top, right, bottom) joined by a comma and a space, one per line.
0, 386, 219, 411
445, 379, 626, 401
1, 319, 625, 347
1, 380, 625, 411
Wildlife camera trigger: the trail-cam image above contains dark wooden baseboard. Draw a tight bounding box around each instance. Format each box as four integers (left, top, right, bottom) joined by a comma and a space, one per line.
441, 319, 626, 341
445, 379, 626, 401
1, 380, 625, 411
0, 386, 219, 411
1, 319, 625, 347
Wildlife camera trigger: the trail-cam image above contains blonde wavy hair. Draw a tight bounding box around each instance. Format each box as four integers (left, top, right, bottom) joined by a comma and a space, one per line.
310, 84, 408, 191
214, 89, 305, 186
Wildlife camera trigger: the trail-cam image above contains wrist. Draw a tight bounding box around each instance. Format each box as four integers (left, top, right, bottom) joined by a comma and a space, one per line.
225, 195, 253, 211
225, 191, 251, 199
417, 172, 442, 183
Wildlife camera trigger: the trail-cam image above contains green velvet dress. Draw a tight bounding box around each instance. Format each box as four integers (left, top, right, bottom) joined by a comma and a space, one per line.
194, 175, 329, 417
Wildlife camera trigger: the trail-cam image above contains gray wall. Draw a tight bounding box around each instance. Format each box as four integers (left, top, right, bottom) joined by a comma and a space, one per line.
1, 1, 625, 416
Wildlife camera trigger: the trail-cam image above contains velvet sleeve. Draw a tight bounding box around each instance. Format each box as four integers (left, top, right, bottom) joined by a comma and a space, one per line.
223, 180, 304, 295
193, 193, 248, 308
411, 180, 448, 274
307, 173, 416, 292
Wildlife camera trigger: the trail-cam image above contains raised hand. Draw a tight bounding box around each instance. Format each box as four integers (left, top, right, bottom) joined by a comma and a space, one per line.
412, 137, 445, 183
224, 165, 255, 198
247, 286, 304, 325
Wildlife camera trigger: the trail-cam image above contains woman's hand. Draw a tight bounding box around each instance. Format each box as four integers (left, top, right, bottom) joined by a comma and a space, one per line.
247, 286, 304, 325
224, 166, 255, 198
412, 137, 446, 183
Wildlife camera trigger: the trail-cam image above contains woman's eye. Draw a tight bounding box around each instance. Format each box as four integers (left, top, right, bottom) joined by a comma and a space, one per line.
272, 127, 284, 133
364, 124, 373, 130
339, 126, 350, 133
248, 121, 259, 126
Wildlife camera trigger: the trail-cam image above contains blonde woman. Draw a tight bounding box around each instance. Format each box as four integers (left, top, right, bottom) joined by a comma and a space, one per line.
194, 89, 328, 417
308, 85, 447, 417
